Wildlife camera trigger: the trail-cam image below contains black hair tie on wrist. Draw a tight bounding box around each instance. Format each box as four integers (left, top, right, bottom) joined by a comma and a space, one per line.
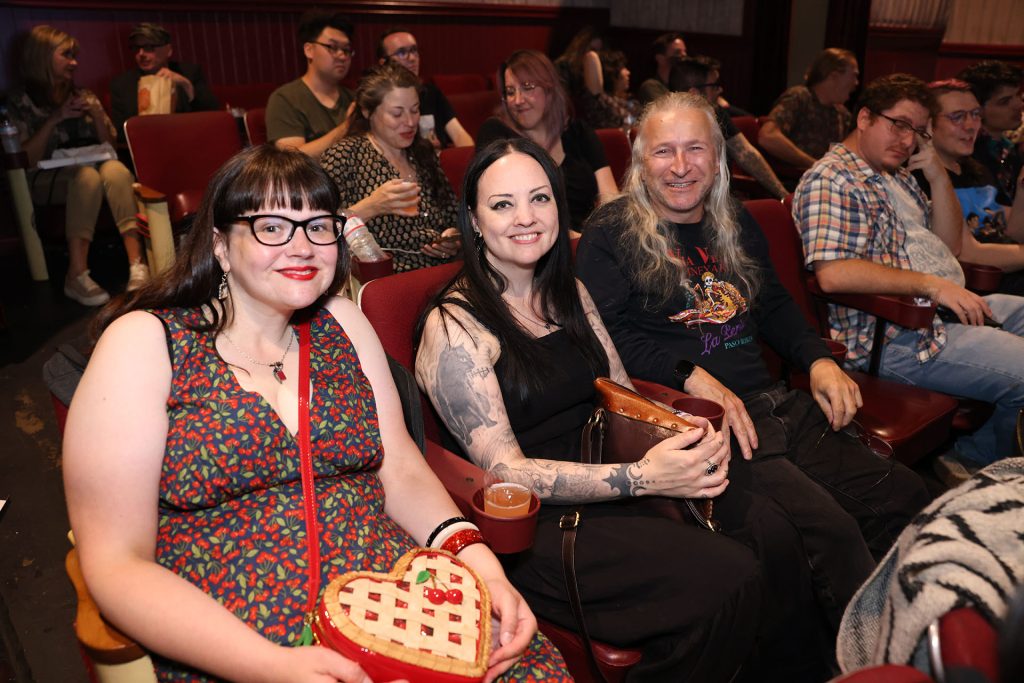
425, 516, 471, 548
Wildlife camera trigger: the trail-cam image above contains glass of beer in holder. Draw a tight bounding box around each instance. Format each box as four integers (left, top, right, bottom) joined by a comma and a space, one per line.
470, 471, 539, 554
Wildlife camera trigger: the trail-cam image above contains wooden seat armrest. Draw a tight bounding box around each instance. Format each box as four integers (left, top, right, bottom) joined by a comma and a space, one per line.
65, 548, 147, 665
423, 440, 485, 518
806, 276, 937, 329
132, 183, 167, 204
959, 261, 1002, 293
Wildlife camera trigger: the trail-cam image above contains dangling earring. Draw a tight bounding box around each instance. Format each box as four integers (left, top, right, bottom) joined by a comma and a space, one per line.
474, 231, 484, 256
218, 273, 229, 301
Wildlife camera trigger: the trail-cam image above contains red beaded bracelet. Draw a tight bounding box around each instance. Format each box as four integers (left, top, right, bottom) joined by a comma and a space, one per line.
440, 528, 488, 556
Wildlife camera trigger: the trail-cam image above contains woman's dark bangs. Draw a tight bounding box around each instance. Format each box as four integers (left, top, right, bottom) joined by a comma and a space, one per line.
214, 154, 339, 224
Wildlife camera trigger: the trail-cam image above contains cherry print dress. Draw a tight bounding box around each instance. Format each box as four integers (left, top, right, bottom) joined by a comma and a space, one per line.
148, 306, 569, 681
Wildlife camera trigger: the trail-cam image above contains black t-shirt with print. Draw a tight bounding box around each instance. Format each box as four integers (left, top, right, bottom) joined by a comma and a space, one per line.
577, 198, 831, 399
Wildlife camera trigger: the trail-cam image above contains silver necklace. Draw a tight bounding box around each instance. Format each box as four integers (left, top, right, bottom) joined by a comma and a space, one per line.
221, 328, 295, 383
505, 297, 554, 331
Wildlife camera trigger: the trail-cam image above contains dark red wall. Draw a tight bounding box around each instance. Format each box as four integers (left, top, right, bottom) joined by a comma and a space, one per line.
0, 1, 607, 101
0, 0, 792, 116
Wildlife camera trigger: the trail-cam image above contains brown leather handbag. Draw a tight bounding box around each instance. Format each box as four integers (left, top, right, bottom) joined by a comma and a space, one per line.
583, 377, 718, 530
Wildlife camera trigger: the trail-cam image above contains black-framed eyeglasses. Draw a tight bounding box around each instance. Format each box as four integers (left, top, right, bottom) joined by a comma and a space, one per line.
503, 82, 538, 100
697, 81, 723, 92
389, 45, 419, 60
231, 214, 344, 246
871, 110, 932, 140
942, 108, 982, 126
312, 41, 353, 58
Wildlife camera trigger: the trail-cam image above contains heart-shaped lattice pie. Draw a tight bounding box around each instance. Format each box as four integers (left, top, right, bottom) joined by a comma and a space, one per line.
314, 548, 492, 682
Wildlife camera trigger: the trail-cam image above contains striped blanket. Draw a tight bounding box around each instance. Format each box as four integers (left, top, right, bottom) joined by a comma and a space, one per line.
837, 457, 1024, 672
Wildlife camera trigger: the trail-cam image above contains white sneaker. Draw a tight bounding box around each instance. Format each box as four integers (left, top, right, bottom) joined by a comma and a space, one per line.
127, 262, 150, 292
64, 270, 111, 306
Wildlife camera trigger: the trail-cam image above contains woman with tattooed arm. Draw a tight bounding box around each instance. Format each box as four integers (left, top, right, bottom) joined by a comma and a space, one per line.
415, 138, 833, 682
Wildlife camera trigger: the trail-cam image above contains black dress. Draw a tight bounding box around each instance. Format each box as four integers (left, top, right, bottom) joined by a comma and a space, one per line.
490, 330, 830, 682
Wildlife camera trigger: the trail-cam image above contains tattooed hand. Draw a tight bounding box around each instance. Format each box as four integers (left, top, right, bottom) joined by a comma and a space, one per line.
603, 419, 730, 499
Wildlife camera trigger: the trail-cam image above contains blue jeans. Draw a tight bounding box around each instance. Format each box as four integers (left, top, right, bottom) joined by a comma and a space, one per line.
880, 293, 1024, 465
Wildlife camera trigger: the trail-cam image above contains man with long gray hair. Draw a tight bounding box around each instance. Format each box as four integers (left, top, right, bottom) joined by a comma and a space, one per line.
577, 91, 929, 630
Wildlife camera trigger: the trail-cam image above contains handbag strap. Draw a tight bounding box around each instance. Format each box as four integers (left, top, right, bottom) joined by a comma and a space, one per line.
560, 509, 607, 683
560, 408, 607, 682
580, 408, 604, 466
296, 320, 320, 645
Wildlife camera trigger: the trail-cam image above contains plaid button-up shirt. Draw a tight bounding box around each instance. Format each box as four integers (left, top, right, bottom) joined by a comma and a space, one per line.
793, 143, 946, 369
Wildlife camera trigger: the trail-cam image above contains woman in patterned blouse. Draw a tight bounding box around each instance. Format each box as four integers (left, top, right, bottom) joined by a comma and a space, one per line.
321, 64, 461, 273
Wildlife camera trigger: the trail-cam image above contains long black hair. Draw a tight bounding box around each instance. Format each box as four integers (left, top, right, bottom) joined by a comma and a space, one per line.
417, 137, 607, 401
93, 144, 347, 337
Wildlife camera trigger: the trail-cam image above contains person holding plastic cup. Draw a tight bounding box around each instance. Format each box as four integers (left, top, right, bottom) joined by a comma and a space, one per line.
321, 63, 460, 272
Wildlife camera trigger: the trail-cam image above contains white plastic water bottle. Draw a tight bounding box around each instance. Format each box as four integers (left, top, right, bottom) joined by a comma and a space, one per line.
343, 215, 387, 262
0, 107, 21, 154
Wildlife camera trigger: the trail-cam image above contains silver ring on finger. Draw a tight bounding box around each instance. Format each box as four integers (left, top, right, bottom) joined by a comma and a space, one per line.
705, 458, 719, 477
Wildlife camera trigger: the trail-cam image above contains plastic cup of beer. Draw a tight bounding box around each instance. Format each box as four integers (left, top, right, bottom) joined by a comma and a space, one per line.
398, 173, 421, 217
483, 481, 533, 519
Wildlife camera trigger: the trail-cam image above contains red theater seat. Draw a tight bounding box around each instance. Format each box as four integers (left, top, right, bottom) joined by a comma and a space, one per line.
594, 128, 631, 186
446, 90, 500, 141
126, 111, 244, 272
244, 107, 267, 146
439, 146, 475, 197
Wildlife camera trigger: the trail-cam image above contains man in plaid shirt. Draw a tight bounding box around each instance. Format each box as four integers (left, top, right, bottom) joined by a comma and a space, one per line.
794, 73, 1024, 482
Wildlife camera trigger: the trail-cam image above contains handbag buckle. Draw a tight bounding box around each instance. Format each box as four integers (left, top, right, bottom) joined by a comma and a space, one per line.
559, 511, 580, 530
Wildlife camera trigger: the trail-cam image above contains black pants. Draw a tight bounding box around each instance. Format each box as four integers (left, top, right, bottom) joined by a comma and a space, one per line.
742, 385, 932, 628
508, 491, 832, 682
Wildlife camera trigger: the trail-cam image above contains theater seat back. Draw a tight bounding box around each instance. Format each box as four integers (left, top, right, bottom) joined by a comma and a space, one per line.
126, 111, 243, 223
439, 146, 475, 198
447, 90, 501, 140
244, 107, 267, 146
744, 197, 823, 334
594, 128, 631, 186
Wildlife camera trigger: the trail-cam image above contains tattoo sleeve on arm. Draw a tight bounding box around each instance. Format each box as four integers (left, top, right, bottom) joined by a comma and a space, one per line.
433, 345, 497, 447
728, 135, 788, 200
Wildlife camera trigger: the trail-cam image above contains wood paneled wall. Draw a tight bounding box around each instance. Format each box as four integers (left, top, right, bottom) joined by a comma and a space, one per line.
0, 1, 608, 100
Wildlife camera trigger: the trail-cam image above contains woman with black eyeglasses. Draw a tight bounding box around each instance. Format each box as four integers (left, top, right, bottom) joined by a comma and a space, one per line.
64, 145, 571, 682
477, 49, 618, 229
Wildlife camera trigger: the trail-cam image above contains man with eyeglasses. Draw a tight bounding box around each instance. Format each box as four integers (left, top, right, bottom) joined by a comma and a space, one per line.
957, 61, 1024, 208
795, 73, 1024, 485
915, 80, 1024, 261
110, 23, 219, 142
668, 57, 787, 200
376, 28, 473, 148
266, 11, 356, 158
